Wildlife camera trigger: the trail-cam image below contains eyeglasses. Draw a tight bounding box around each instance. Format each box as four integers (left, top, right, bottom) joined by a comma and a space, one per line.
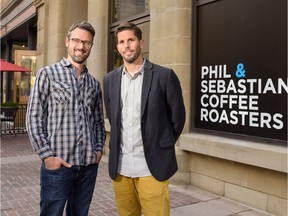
69, 38, 93, 48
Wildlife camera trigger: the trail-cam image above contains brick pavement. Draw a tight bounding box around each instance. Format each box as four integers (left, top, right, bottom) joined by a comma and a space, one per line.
0, 134, 199, 216
1, 134, 273, 216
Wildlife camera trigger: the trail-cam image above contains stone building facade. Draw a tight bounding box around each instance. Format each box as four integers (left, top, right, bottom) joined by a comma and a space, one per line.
1, 0, 287, 215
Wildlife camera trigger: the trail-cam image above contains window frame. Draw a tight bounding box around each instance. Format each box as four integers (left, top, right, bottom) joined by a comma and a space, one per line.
190, 0, 287, 146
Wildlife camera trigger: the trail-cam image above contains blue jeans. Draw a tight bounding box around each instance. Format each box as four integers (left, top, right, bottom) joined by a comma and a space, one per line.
40, 163, 98, 216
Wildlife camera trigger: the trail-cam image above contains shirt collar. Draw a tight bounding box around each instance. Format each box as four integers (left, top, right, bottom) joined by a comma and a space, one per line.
122, 58, 146, 76
61, 57, 88, 76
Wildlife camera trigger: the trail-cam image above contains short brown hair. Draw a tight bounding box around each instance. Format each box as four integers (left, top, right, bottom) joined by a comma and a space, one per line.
66, 21, 95, 39
115, 22, 142, 44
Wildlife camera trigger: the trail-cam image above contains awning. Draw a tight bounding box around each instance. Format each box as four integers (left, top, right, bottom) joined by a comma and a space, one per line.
0, 59, 31, 72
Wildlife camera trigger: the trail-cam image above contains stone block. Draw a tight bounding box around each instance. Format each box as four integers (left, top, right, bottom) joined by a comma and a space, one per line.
267, 194, 288, 216
191, 172, 225, 196
225, 183, 267, 211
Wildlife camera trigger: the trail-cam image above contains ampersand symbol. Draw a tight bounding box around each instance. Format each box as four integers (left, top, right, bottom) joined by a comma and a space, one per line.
235, 63, 246, 78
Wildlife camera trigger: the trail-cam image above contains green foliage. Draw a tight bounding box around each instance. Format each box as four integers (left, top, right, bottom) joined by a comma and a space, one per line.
1, 102, 19, 107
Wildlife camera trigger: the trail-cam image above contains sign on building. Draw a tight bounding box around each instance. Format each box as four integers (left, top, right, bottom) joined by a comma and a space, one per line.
195, 0, 287, 141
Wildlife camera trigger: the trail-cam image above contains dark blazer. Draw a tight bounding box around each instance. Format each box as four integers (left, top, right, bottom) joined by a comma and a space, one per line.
103, 59, 185, 181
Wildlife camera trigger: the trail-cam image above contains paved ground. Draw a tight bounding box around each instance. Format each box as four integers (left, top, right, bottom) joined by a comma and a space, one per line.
0, 134, 273, 216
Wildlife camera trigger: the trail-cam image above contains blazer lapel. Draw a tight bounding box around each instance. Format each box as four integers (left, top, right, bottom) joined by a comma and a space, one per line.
113, 66, 123, 121
141, 60, 153, 117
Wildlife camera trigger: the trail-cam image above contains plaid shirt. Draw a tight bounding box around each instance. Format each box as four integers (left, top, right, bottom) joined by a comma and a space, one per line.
26, 58, 106, 165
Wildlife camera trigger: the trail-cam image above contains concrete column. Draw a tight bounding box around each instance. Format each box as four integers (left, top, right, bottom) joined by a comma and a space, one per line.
36, 0, 88, 66
34, 0, 46, 71
149, 0, 192, 185
86, 0, 109, 85
28, 26, 37, 50
46, 0, 69, 65
149, 0, 192, 133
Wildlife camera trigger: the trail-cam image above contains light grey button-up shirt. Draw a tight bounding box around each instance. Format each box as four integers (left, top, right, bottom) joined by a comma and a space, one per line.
118, 59, 151, 177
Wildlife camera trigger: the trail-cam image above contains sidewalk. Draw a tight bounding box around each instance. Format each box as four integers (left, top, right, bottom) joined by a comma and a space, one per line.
1, 134, 273, 216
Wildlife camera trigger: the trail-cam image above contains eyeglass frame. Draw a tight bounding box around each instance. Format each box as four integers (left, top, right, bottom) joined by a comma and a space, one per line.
69, 37, 94, 48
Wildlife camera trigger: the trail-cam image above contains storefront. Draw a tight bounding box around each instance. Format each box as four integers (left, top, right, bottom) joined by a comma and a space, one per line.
1, 0, 286, 215
0, 0, 37, 104
193, 0, 287, 142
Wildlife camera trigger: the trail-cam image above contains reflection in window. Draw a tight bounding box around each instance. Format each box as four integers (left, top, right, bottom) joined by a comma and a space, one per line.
20, 72, 30, 96
112, 0, 149, 22
20, 56, 36, 97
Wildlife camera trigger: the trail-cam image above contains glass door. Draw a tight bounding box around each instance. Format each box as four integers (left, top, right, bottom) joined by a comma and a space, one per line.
14, 50, 37, 104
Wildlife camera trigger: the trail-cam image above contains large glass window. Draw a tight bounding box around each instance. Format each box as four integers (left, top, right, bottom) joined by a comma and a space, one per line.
112, 0, 149, 22
193, 0, 287, 143
19, 56, 36, 97
14, 50, 37, 104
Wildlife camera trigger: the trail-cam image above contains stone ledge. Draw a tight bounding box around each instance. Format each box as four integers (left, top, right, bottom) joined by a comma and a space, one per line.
179, 133, 287, 173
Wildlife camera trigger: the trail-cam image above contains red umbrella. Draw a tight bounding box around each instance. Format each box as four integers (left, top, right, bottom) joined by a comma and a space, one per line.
0, 59, 31, 72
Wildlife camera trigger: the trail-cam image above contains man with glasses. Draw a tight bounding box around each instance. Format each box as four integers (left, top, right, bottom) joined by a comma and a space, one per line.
26, 21, 106, 216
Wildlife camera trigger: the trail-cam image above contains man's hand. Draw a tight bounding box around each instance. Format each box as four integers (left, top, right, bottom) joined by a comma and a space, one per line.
44, 156, 72, 170
96, 151, 102, 164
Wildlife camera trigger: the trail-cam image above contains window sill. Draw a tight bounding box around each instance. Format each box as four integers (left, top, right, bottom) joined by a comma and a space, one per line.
179, 133, 287, 173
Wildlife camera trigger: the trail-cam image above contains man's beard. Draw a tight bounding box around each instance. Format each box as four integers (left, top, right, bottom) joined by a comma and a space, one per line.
71, 55, 87, 64
122, 47, 141, 64
69, 48, 89, 64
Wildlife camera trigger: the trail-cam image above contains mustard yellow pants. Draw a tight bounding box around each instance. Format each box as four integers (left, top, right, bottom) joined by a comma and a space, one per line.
112, 174, 170, 216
